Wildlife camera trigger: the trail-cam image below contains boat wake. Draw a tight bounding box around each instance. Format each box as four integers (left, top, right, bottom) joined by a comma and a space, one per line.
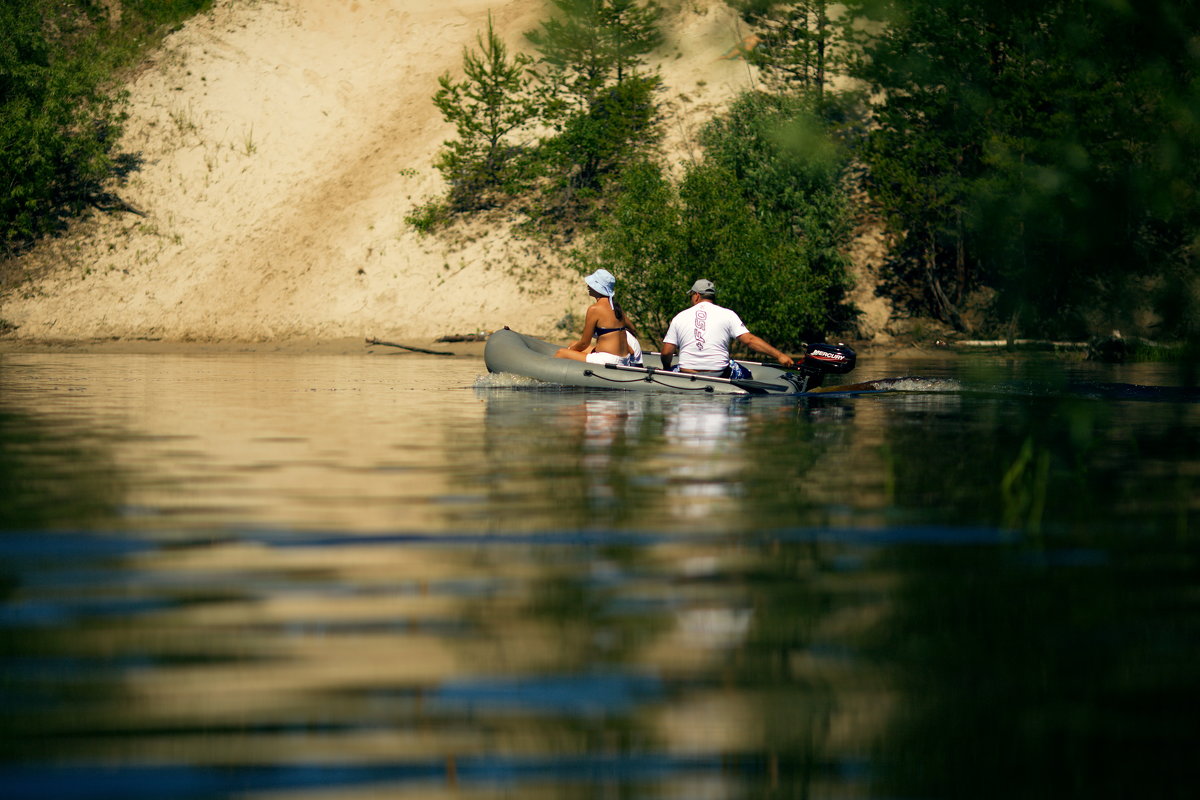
475, 370, 1197, 403
474, 372, 550, 389
814, 376, 964, 395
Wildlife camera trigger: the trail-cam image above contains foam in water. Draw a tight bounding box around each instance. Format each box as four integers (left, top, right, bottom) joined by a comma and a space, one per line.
473, 372, 549, 389
874, 377, 963, 393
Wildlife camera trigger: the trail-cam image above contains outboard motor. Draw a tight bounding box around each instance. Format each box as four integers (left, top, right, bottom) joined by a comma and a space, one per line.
782, 342, 857, 392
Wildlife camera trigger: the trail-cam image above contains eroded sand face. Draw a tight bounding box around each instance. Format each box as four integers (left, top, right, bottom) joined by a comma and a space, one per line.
3, 0, 785, 345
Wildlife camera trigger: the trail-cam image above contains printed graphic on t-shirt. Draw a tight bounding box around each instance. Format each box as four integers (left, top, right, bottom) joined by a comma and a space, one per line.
695, 308, 707, 350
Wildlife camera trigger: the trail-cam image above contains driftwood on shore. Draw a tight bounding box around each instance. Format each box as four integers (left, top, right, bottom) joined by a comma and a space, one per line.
436, 333, 487, 343
364, 338, 455, 356
953, 339, 1089, 350
952, 335, 1173, 362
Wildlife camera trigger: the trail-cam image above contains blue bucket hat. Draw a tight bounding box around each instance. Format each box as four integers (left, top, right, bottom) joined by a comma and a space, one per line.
584, 269, 616, 297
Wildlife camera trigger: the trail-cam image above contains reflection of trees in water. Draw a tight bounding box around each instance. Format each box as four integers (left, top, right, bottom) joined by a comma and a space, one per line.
881, 392, 1199, 533
865, 393, 1200, 799
718, 389, 1200, 798
731, 397, 860, 528
477, 391, 862, 533
0, 407, 139, 762
24, 381, 1191, 797
733, 546, 845, 796
866, 541, 1200, 800
0, 409, 127, 531
478, 391, 660, 529
476, 391, 883, 797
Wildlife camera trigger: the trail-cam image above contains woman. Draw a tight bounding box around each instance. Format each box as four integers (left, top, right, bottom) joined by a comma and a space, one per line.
555, 269, 638, 364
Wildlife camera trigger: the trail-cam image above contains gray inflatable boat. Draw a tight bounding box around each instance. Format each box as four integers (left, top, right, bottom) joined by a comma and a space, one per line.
483, 328, 856, 395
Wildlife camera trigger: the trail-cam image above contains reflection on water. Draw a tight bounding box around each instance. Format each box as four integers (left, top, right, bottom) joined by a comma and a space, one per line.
1, 352, 1198, 799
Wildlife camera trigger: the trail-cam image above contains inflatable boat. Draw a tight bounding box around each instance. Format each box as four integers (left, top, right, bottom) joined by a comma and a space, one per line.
483, 328, 856, 395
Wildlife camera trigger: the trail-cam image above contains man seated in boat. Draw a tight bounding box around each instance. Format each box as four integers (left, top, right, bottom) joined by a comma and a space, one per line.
659, 279, 794, 379
555, 269, 642, 366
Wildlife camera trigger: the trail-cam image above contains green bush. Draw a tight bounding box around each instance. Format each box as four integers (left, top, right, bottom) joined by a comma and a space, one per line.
536, 73, 661, 205
433, 13, 538, 212
576, 90, 855, 350
0, 0, 211, 254
578, 158, 834, 351
404, 199, 451, 234
698, 91, 854, 323
574, 160, 680, 339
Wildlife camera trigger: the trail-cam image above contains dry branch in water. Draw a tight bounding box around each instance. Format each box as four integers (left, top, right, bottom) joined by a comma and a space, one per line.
365, 337, 455, 356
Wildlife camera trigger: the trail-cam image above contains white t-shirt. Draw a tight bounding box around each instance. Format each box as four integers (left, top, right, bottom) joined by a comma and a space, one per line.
663, 302, 749, 371
625, 331, 643, 365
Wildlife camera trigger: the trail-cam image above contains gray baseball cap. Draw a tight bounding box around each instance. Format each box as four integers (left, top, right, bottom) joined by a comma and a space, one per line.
688, 279, 716, 295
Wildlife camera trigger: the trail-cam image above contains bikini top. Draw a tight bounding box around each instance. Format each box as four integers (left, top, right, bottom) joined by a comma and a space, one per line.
593, 324, 627, 338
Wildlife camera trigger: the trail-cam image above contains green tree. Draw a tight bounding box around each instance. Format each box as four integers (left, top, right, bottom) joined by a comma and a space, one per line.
699, 91, 855, 330
732, 0, 846, 97
677, 161, 831, 348
1, 1, 123, 253
575, 160, 681, 339
580, 157, 836, 350
850, 0, 1200, 339
603, 0, 665, 84
526, 0, 663, 113
578, 89, 855, 347
433, 13, 538, 211
0, 0, 212, 255
538, 72, 661, 208
526, 0, 665, 204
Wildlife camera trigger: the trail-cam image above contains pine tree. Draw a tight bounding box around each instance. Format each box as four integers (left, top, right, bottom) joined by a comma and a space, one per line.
525, 0, 663, 115
850, 0, 1200, 338
525, 0, 665, 203
433, 13, 538, 210
733, 0, 847, 98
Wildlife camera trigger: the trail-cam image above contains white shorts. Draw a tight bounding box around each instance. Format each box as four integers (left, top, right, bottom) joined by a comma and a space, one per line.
585, 351, 631, 365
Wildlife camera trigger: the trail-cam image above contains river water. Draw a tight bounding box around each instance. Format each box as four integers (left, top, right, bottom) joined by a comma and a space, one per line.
1, 350, 1197, 799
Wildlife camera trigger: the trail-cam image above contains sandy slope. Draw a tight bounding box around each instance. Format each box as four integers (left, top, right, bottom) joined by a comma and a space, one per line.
1, 0, 781, 344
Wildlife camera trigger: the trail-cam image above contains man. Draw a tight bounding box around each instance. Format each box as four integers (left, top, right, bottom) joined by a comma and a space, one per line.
660, 279, 794, 377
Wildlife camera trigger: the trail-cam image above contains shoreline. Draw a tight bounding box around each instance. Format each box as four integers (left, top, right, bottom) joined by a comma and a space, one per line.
0, 335, 491, 358
0, 333, 957, 362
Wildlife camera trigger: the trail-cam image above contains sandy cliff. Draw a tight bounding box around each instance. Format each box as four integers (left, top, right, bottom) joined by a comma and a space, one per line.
2, 0, 782, 344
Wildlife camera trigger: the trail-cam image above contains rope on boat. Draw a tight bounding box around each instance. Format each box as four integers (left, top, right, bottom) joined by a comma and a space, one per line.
584, 369, 718, 392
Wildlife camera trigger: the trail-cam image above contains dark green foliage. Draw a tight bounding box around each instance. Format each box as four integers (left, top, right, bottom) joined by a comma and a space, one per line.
573, 160, 679, 339
732, 0, 845, 97
850, 0, 1200, 339
537, 73, 661, 208
577, 92, 853, 352
676, 161, 833, 349
121, 0, 212, 28
581, 159, 832, 351
433, 13, 538, 211
1, 1, 119, 252
0, 0, 212, 254
525, 0, 665, 210
525, 0, 664, 113
698, 91, 855, 333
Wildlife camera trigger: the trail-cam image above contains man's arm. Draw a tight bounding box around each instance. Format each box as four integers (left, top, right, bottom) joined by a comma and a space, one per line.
735, 332, 794, 368
660, 342, 677, 370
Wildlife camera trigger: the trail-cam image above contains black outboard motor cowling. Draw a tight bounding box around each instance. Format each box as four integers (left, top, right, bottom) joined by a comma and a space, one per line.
782, 342, 856, 392
803, 343, 856, 376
